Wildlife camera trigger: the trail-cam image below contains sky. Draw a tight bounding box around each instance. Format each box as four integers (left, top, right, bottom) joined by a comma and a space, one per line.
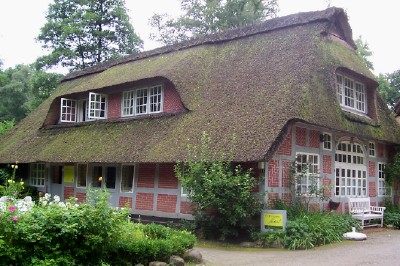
0, 0, 399, 75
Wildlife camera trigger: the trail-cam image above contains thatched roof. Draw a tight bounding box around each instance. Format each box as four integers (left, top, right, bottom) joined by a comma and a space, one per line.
1, 7, 399, 164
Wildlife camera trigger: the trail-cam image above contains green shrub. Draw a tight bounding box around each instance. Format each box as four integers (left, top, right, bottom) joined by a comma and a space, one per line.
0, 189, 196, 265
283, 213, 359, 250
384, 212, 400, 229
116, 223, 196, 265
176, 132, 260, 241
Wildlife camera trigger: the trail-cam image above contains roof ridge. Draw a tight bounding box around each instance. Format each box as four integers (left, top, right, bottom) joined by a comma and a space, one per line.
62, 7, 343, 82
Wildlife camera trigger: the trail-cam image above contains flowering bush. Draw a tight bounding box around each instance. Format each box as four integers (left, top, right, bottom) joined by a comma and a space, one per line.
0, 189, 196, 265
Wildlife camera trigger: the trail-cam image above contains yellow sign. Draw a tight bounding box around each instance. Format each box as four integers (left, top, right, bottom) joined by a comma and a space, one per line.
63, 166, 75, 183
264, 213, 283, 227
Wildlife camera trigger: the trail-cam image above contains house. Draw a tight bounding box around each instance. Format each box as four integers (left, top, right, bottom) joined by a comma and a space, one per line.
1, 7, 399, 219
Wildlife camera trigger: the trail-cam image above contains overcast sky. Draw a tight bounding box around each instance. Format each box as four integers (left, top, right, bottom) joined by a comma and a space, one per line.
0, 0, 399, 75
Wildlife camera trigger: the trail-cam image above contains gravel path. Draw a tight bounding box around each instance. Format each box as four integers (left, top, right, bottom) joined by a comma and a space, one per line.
197, 228, 400, 266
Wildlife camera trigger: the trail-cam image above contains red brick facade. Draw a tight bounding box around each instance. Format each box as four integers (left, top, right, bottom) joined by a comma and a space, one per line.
369, 182, 376, 197
309, 130, 320, 148
296, 127, 306, 147
64, 186, 74, 201
268, 192, 279, 207
156, 194, 177, 213
277, 130, 292, 155
323, 155, 332, 174
137, 164, 155, 188
377, 143, 385, 158
135, 192, 154, 211
163, 82, 186, 113
119, 196, 133, 208
76, 192, 86, 203
268, 160, 279, 187
107, 92, 122, 119
180, 201, 193, 214
322, 178, 331, 197
282, 161, 291, 188
158, 163, 178, 189
369, 161, 376, 177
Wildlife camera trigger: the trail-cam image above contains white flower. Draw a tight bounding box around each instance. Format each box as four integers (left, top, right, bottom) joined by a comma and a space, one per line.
0, 202, 5, 212
44, 193, 51, 200
53, 195, 60, 203
58, 202, 66, 208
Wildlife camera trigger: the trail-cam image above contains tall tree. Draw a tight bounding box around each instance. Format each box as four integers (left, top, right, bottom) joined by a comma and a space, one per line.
0, 64, 62, 122
36, 0, 143, 71
378, 70, 400, 109
355, 35, 374, 71
150, 0, 279, 45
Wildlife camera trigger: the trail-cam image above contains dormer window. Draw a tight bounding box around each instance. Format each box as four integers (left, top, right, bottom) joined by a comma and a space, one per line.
88, 92, 107, 119
60, 98, 77, 122
122, 85, 163, 117
336, 73, 366, 114
60, 92, 108, 123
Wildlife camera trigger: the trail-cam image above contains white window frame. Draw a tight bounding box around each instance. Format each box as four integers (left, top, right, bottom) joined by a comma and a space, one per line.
122, 85, 164, 117
121, 165, 135, 193
295, 153, 320, 196
30, 163, 46, 187
60, 98, 77, 122
88, 92, 107, 119
335, 142, 367, 197
336, 73, 367, 114
323, 133, 332, 151
369, 142, 376, 157
378, 163, 391, 196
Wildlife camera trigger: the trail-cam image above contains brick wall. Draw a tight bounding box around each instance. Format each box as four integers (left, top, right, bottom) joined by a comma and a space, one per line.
76, 192, 86, 203
276, 130, 292, 156
156, 194, 177, 213
377, 143, 386, 158
309, 130, 320, 148
107, 92, 122, 119
282, 192, 292, 205
119, 196, 133, 208
369, 161, 376, 177
322, 178, 331, 197
137, 163, 155, 188
282, 161, 291, 188
180, 201, 193, 214
268, 160, 279, 187
295, 127, 306, 147
163, 82, 186, 113
135, 192, 154, 211
158, 163, 178, 189
369, 182, 376, 197
64, 186, 74, 201
268, 192, 279, 207
323, 155, 332, 174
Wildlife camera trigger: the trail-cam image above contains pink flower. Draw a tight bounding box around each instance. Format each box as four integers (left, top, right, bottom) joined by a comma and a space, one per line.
12, 216, 19, 222
9, 206, 15, 213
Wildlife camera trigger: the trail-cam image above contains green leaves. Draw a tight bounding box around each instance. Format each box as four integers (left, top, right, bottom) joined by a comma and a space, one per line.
150, 0, 279, 45
176, 132, 260, 240
37, 0, 143, 71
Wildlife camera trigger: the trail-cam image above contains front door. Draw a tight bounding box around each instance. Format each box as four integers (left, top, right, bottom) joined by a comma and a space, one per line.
50, 165, 63, 200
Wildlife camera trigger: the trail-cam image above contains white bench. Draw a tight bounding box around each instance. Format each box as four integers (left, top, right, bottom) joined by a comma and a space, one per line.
348, 197, 386, 229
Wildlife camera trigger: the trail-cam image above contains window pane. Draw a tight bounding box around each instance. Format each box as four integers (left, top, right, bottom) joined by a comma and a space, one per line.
136, 88, 148, 114
149, 85, 163, 113
121, 165, 134, 192
92, 166, 102, 187
106, 167, 116, 189
77, 164, 87, 187
88, 92, 107, 119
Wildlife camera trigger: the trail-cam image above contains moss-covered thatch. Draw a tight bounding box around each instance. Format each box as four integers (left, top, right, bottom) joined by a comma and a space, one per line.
0, 7, 399, 164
